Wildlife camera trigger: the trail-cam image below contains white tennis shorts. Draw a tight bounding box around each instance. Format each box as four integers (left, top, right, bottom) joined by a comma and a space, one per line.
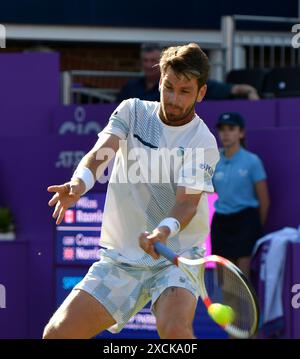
74, 247, 203, 333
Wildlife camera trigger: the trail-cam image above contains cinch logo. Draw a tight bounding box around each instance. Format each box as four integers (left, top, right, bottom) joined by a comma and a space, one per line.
0, 284, 6, 309
291, 284, 300, 309
59, 107, 102, 135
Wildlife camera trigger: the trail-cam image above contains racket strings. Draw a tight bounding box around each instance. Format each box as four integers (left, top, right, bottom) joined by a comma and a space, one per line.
204, 263, 257, 335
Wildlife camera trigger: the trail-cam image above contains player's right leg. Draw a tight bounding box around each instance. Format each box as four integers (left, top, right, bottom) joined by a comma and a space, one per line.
43, 289, 116, 339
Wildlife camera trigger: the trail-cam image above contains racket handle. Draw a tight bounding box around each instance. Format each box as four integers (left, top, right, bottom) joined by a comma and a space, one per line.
154, 242, 178, 264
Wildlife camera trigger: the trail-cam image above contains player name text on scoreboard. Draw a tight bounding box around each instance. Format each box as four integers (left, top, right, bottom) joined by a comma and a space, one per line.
56, 193, 104, 264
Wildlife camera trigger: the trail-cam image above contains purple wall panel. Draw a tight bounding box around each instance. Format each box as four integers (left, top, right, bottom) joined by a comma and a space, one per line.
0, 135, 103, 240
0, 105, 53, 136
277, 98, 300, 127
0, 53, 59, 107
0, 53, 60, 136
0, 54, 299, 340
27, 240, 54, 338
0, 135, 102, 338
197, 99, 277, 133
0, 242, 29, 338
247, 128, 300, 233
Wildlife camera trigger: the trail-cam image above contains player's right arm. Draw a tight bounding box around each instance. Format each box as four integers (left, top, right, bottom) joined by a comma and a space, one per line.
47, 133, 120, 224
48, 99, 133, 224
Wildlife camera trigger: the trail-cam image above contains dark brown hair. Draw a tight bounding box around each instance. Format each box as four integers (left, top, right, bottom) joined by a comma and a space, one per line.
159, 43, 210, 88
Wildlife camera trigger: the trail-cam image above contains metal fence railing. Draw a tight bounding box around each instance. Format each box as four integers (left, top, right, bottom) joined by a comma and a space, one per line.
61, 70, 143, 105
221, 15, 300, 74
61, 49, 226, 105
61, 16, 300, 104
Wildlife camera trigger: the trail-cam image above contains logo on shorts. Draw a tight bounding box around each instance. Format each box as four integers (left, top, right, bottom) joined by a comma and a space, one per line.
0, 284, 6, 309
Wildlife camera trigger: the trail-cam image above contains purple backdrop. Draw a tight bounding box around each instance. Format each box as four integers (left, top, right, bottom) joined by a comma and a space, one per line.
247, 128, 300, 232
0, 135, 104, 338
196, 99, 277, 132
0, 51, 299, 338
0, 129, 299, 338
277, 98, 300, 127
0, 53, 60, 136
0, 242, 29, 338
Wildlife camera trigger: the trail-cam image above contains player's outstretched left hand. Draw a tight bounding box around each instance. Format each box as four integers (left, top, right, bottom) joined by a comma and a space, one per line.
47, 178, 85, 225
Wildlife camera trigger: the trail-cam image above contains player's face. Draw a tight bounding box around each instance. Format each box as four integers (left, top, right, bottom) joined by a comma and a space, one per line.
160, 66, 206, 125
218, 125, 244, 148
142, 50, 161, 80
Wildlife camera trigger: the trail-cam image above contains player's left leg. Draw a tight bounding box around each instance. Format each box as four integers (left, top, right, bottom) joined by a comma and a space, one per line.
154, 287, 197, 339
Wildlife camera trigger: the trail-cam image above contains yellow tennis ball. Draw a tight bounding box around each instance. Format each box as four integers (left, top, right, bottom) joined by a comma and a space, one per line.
208, 303, 235, 326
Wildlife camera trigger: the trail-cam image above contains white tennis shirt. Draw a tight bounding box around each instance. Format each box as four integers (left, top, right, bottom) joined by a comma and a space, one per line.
98, 98, 219, 265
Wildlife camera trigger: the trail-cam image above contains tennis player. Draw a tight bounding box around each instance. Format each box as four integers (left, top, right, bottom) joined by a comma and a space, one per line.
43, 43, 219, 339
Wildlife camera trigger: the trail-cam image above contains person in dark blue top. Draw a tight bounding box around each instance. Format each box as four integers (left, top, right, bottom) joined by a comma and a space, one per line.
117, 43, 161, 102
211, 112, 270, 278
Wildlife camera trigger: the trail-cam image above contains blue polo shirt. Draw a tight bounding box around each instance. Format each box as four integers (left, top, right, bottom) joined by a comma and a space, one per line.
212, 148, 267, 214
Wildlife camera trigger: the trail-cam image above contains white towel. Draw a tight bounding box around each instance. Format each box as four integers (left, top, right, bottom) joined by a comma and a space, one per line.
252, 227, 300, 323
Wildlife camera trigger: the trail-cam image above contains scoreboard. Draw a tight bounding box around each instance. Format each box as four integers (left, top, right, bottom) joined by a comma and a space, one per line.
56, 193, 104, 265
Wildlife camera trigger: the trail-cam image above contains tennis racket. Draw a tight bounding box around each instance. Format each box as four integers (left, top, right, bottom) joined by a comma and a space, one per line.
154, 241, 259, 339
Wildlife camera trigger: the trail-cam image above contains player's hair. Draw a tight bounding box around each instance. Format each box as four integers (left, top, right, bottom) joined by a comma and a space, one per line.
159, 43, 210, 88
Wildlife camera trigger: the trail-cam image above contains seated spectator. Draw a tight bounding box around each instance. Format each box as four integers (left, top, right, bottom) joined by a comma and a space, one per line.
117, 43, 161, 102
206, 80, 260, 100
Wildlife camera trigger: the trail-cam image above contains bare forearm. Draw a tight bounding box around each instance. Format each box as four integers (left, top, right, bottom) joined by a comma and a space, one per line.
75, 134, 120, 180
76, 151, 107, 180
139, 202, 198, 259
259, 203, 269, 226
139, 187, 201, 258
255, 180, 270, 226
231, 84, 259, 100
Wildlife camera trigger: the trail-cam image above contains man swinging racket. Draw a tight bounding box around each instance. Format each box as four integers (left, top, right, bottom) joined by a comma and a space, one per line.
43, 43, 219, 339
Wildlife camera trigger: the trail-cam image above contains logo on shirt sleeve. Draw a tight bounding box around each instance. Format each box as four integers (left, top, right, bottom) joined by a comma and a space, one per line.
199, 163, 214, 177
